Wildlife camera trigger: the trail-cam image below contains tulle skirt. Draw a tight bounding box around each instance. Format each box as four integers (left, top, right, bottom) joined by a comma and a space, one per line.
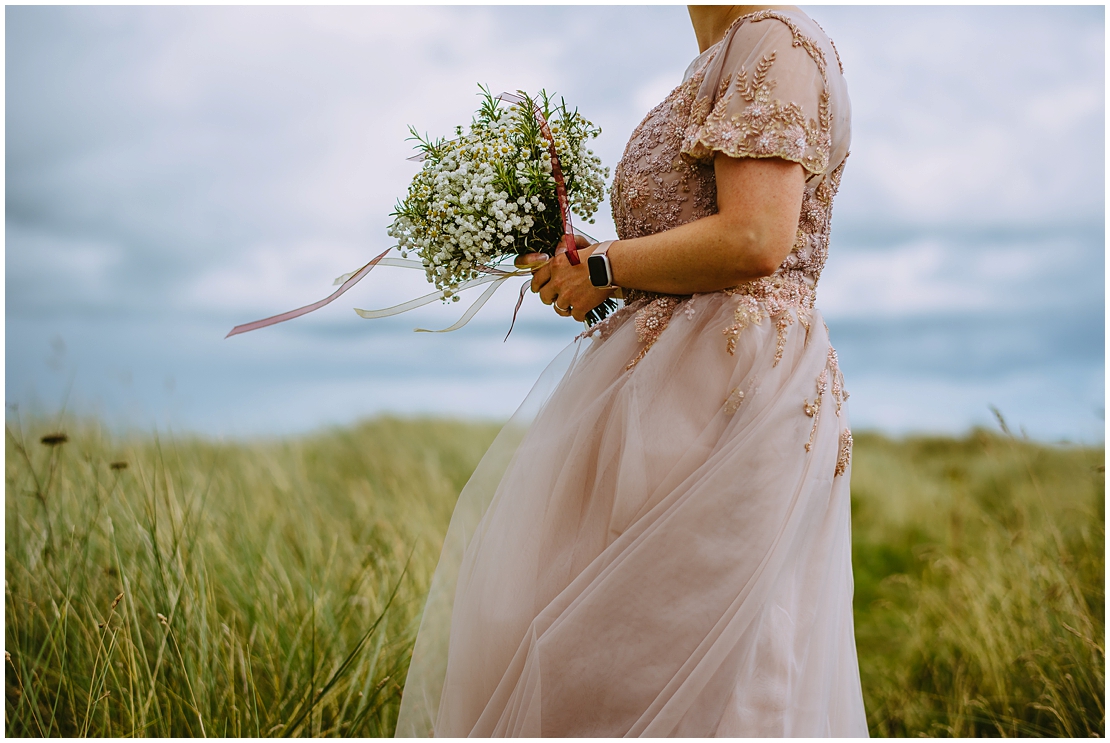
396, 291, 868, 737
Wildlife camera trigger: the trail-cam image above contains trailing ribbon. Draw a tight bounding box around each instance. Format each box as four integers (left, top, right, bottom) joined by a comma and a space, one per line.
350, 263, 530, 334
226, 248, 531, 338
225, 248, 392, 338
226, 91, 597, 340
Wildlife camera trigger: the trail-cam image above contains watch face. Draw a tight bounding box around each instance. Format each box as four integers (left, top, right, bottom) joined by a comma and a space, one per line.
587, 255, 609, 287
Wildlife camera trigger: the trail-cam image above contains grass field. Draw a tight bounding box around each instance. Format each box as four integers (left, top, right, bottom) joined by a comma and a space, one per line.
5, 414, 1104, 736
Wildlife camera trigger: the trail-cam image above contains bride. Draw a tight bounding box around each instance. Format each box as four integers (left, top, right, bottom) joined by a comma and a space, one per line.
396, 5, 867, 736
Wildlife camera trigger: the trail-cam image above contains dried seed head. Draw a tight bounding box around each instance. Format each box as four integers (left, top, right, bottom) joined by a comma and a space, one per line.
5, 651, 11, 664
111, 593, 124, 609
98, 622, 107, 629
109, 461, 128, 471
157, 613, 168, 626
40, 433, 69, 446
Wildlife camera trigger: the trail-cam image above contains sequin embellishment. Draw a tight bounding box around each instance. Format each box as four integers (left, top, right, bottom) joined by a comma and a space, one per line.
835, 428, 853, 477
724, 387, 746, 415
627, 296, 680, 370
681, 10, 834, 175
804, 346, 849, 454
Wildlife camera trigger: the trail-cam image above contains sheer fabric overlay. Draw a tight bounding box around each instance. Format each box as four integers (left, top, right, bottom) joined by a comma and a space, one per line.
396, 9, 867, 737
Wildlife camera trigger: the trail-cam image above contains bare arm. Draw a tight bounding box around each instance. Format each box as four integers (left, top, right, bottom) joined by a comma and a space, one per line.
519, 155, 805, 322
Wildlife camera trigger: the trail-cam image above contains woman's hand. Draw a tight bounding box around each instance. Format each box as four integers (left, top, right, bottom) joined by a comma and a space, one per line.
513, 154, 805, 314
514, 235, 615, 322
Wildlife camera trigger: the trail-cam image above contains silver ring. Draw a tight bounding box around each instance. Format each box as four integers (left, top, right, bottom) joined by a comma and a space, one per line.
554, 300, 571, 314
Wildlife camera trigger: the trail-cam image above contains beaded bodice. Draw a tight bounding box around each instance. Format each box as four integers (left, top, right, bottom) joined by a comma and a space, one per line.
587, 10, 852, 374
609, 88, 720, 246
610, 9, 850, 298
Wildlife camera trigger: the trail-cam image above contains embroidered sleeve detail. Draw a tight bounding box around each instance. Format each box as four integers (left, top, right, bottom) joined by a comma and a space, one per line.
683, 53, 830, 174
810, 17, 845, 74
680, 11, 833, 175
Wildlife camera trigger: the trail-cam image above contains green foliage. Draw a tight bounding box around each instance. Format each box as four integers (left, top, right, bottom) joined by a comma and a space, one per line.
5, 416, 499, 737
389, 86, 605, 275
389, 86, 615, 325
852, 429, 1104, 737
5, 415, 1104, 737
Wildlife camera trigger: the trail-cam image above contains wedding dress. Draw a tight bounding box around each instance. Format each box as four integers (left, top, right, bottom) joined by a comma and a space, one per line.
396, 9, 867, 737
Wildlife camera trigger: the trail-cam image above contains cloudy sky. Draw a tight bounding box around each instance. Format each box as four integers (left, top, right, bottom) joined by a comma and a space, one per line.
6, 5, 1104, 442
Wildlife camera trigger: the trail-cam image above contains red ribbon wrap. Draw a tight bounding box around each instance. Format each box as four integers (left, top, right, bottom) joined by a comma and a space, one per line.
496, 92, 580, 265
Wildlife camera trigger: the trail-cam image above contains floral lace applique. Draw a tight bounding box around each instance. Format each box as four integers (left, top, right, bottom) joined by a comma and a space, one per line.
723, 273, 814, 362
684, 294, 700, 319
618, 277, 816, 373
724, 386, 746, 415
803, 366, 827, 452
780, 158, 846, 288
835, 428, 853, 477
610, 73, 718, 241
681, 10, 834, 175
601, 10, 847, 373
626, 295, 680, 370
804, 346, 849, 454
684, 53, 830, 174
828, 346, 848, 416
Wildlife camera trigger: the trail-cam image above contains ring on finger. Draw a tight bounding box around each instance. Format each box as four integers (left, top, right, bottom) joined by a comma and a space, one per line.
554, 300, 571, 314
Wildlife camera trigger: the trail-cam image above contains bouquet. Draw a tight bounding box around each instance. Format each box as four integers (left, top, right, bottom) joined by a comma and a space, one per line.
227, 87, 613, 339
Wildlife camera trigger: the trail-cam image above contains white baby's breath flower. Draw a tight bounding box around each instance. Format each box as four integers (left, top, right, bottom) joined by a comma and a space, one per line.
389, 88, 607, 297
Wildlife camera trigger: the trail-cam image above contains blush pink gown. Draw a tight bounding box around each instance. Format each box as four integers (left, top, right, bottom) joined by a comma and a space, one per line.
396, 9, 868, 737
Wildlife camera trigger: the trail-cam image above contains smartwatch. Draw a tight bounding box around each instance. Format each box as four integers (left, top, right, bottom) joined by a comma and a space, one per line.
587, 240, 617, 288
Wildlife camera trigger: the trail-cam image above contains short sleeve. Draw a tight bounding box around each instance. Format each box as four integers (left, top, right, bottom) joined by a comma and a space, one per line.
681, 13, 833, 176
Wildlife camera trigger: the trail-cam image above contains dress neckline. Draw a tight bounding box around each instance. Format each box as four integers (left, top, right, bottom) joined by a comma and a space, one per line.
690, 7, 810, 65
681, 7, 817, 85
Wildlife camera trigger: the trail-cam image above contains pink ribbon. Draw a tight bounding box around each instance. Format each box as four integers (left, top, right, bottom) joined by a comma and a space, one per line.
225, 248, 391, 338
227, 91, 584, 338
504, 280, 531, 342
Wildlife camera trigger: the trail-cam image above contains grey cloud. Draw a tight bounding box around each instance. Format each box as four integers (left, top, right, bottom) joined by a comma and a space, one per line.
814, 5, 1103, 229
6, 6, 1104, 440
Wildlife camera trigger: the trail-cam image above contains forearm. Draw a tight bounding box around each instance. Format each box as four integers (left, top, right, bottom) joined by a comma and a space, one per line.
520, 157, 804, 321
606, 213, 790, 295
606, 156, 804, 295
